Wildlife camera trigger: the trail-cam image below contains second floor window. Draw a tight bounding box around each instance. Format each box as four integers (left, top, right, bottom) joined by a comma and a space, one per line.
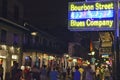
2, 0, 8, 18
39, 37, 43, 45
35, 36, 39, 44
14, 5, 19, 21
1, 29, 7, 43
13, 33, 19, 45
43, 38, 47, 46
23, 34, 31, 45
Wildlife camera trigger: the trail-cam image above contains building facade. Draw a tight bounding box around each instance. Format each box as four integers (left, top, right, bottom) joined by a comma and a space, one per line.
22, 24, 67, 68
0, 0, 24, 79
0, 0, 67, 79
0, 18, 29, 80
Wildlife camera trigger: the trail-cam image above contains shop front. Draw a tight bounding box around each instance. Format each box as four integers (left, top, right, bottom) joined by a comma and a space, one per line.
0, 50, 7, 80
0, 44, 21, 80
22, 52, 58, 68
22, 52, 47, 68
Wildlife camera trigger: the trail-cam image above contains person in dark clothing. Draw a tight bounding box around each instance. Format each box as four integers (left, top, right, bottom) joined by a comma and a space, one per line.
67, 67, 70, 76
62, 67, 66, 80
24, 66, 31, 80
31, 65, 40, 80
14, 69, 22, 80
11, 62, 19, 80
0, 64, 3, 80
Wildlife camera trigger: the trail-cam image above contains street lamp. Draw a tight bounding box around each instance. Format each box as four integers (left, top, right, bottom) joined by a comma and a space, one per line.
31, 32, 37, 36
91, 51, 95, 56
91, 51, 96, 64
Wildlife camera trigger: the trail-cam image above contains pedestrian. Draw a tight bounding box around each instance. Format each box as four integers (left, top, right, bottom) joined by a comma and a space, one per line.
74, 65, 81, 80
0, 64, 3, 80
100, 66, 105, 80
95, 67, 100, 80
72, 66, 75, 80
31, 65, 40, 80
11, 62, 23, 80
79, 66, 84, 80
85, 65, 94, 80
11, 61, 19, 80
62, 66, 66, 80
49, 67, 58, 80
67, 66, 70, 77
15, 68, 23, 80
40, 65, 47, 80
104, 66, 111, 80
24, 66, 31, 80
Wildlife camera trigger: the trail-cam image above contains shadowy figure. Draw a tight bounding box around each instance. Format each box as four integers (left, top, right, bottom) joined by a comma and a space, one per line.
0, 64, 3, 80
31, 65, 40, 80
85, 65, 94, 80
11, 61, 18, 80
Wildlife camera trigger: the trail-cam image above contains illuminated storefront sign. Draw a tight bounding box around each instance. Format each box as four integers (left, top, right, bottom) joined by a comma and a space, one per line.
68, 1, 115, 31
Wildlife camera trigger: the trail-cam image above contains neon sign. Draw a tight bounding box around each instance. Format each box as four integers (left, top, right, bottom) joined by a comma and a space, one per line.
68, 1, 115, 31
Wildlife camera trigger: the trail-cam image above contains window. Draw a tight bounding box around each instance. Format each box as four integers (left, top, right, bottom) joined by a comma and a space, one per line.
35, 36, 39, 44
2, 0, 8, 18
14, 5, 19, 21
47, 40, 50, 46
13, 33, 19, 45
35, 36, 39, 47
40, 37, 43, 45
43, 38, 47, 46
39, 37, 41, 44
1, 29, 7, 43
49, 41, 52, 47
23, 34, 26, 44
23, 34, 31, 46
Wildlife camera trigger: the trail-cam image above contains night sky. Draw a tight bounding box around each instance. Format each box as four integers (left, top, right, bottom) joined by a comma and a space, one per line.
22, 0, 84, 42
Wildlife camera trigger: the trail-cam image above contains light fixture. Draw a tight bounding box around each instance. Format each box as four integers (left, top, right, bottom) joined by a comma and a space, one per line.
12, 55, 18, 59
73, 59, 77, 62
1, 45, 7, 50
91, 51, 95, 55
31, 32, 37, 36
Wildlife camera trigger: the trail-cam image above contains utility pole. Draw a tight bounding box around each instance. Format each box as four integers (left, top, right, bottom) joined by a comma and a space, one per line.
114, 0, 119, 79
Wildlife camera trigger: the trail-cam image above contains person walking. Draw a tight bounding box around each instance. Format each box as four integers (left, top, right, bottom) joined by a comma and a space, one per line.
0, 64, 3, 80
104, 66, 111, 80
72, 66, 75, 80
95, 67, 100, 80
74, 65, 81, 80
67, 66, 70, 77
31, 65, 40, 80
11, 62, 19, 80
79, 66, 84, 80
85, 65, 94, 80
49, 67, 58, 80
24, 66, 31, 80
62, 66, 66, 80
40, 65, 47, 80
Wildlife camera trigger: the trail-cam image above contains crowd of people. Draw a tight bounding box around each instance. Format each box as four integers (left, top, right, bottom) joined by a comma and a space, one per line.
0, 60, 113, 80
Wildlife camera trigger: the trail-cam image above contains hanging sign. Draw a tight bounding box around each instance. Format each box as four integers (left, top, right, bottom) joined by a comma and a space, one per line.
68, 1, 115, 31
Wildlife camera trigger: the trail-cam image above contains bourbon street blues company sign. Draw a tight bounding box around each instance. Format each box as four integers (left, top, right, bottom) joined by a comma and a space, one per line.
68, 1, 115, 31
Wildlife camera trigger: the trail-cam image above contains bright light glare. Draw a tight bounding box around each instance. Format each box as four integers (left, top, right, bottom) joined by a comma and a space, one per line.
12, 55, 18, 59
91, 51, 95, 55
1, 45, 7, 50
31, 32, 37, 36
